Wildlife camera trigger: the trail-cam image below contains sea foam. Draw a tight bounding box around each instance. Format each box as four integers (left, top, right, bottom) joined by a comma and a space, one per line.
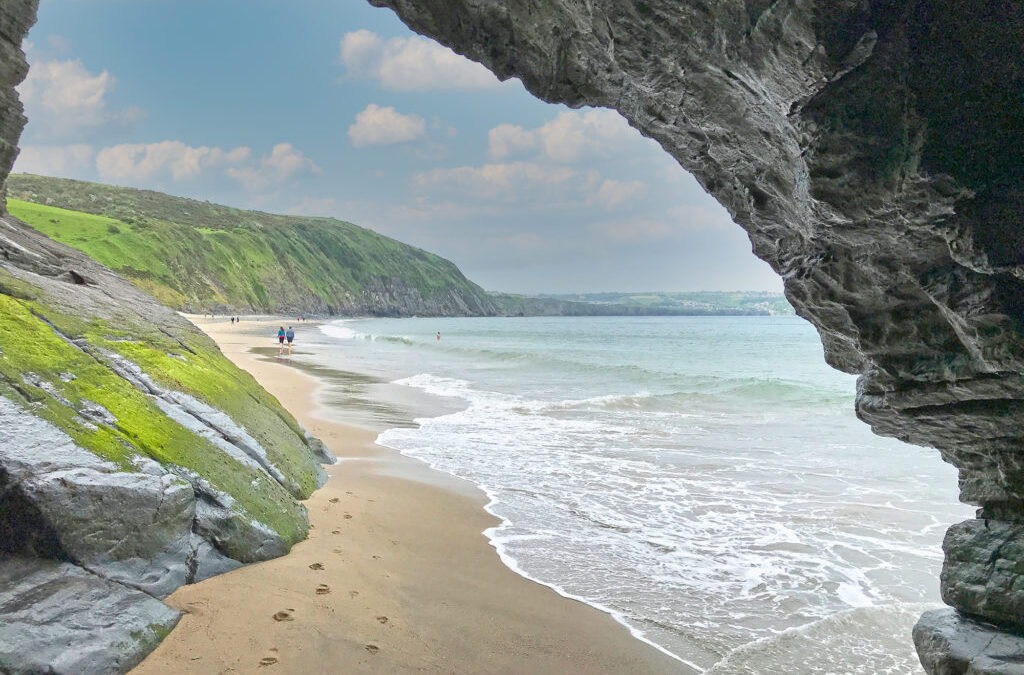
319, 315, 971, 673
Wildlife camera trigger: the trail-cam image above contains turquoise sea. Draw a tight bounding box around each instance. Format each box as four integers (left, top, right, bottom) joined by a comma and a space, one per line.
292, 315, 971, 674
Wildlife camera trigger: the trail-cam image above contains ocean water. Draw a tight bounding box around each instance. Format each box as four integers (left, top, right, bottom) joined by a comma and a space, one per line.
296, 315, 972, 673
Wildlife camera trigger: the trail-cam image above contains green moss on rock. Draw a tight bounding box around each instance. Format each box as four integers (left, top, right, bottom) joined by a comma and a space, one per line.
0, 293, 309, 545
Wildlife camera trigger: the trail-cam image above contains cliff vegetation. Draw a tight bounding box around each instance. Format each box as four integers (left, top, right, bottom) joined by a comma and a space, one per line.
7, 173, 498, 317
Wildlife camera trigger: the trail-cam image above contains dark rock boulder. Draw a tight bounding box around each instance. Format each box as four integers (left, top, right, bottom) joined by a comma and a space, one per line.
914, 609, 1024, 675
0, 556, 181, 675
366, 0, 1024, 671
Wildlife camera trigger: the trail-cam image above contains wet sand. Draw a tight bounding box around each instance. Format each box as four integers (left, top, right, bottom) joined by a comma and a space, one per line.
131, 317, 686, 674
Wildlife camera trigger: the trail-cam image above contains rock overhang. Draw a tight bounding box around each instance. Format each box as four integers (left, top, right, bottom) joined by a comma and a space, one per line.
365, 0, 1024, 672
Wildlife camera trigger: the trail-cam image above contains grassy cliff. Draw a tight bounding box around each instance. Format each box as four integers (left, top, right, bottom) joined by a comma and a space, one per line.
6, 174, 497, 317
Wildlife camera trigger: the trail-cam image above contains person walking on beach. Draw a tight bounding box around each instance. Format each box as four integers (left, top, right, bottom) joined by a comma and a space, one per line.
437, 331, 441, 342
277, 326, 286, 355
286, 326, 295, 355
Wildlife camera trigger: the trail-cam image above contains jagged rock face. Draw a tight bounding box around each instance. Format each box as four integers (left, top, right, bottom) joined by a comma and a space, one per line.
0, 556, 181, 675
0, 6, 333, 670
368, 0, 1024, 671
0, 0, 33, 205
0, 201, 328, 670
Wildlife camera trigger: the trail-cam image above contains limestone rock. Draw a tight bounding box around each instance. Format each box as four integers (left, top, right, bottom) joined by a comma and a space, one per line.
0, 556, 181, 675
941, 520, 1024, 629
0, 395, 283, 594
304, 430, 337, 467
914, 609, 1024, 675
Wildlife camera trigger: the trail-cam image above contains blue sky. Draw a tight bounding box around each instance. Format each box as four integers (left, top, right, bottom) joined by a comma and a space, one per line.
14, 0, 782, 294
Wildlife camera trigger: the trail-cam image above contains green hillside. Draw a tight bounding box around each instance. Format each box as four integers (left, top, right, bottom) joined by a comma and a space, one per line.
6, 174, 497, 317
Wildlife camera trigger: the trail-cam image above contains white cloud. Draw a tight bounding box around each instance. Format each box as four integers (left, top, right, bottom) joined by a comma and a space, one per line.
488, 109, 640, 163
487, 124, 538, 160
589, 179, 647, 209
18, 58, 143, 138
348, 104, 426, 148
14, 144, 94, 177
340, 30, 501, 92
96, 141, 251, 181
414, 161, 592, 202
226, 143, 320, 191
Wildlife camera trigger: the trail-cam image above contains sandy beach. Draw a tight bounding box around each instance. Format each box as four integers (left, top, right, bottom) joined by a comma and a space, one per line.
132, 317, 685, 674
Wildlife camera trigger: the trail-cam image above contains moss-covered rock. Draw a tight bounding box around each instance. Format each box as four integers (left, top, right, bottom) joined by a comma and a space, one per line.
0, 206, 330, 671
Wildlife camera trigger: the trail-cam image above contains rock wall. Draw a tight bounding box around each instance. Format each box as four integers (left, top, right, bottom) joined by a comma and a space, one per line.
367, 0, 1024, 672
0, 203, 334, 672
0, 0, 33, 206
0, 5, 336, 671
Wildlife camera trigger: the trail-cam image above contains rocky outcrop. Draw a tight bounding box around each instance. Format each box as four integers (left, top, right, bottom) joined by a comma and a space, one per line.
0, 0, 32, 205
367, 0, 1024, 671
0, 7, 333, 669
0, 202, 332, 671
914, 609, 1024, 675
0, 556, 181, 675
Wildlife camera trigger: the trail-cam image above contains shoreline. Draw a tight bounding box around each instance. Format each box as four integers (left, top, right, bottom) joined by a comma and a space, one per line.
132, 317, 688, 674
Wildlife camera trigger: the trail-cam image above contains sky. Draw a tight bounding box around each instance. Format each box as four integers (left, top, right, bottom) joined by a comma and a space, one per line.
13, 0, 783, 294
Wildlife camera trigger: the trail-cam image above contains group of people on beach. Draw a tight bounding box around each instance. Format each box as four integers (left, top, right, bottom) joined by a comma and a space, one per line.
277, 325, 295, 355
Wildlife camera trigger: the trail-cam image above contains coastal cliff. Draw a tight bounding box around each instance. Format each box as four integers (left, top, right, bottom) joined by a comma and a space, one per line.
367, 0, 1024, 672
0, 4, 332, 671
6, 173, 499, 318
7, 174, 789, 319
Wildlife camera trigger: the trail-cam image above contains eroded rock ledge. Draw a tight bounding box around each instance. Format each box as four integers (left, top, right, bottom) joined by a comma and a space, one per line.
0, 3, 335, 671
368, 0, 1024, 672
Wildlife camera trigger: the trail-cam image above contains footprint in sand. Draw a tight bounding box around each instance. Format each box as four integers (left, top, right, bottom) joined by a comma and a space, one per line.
365, 645, 379, 655
329, 497, 340, 503
344, 514, 353, 519
309, 562, 325, 570
376, 616, 388, 624
372, 555, 381, 560
333, 547, 343, 554
272, 609, 295, 622
346, 491, 353, 495
259, 656, 279, 666
331, 530, 341, 535
349, 590, 359, 599
316, 584, 331, 595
